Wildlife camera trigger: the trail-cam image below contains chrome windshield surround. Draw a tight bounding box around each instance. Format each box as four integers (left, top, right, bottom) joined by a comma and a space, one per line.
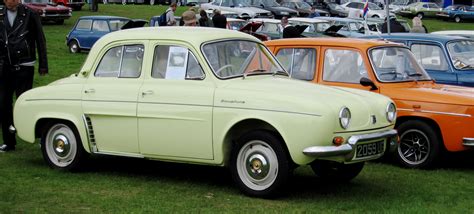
303, 129, 398, 162
397, 108, 472, 118
463, 138, 474, 147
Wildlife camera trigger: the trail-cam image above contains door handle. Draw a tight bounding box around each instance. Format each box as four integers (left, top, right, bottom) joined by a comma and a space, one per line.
141, 90, 154, 96
84, 89, 95, 94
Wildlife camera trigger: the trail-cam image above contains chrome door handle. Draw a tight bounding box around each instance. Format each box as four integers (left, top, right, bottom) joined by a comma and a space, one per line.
84, 89, 95, 94
141, 90, 154, 96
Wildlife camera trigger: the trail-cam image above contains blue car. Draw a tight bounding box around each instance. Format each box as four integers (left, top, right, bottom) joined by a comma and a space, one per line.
363, 33, 474, 87
437, 5, 474, 23
66, 16, 147, 53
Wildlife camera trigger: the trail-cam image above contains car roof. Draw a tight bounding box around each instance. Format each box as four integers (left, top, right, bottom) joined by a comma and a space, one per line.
314, 17, 356, 22
97, 27, 260, 46
363, 33, 471, 43
288, 17, 329, 23
79, 15, 130, 20
265, 37, 403, 49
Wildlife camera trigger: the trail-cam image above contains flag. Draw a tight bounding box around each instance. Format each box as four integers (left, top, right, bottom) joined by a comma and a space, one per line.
362, 1, 369, 19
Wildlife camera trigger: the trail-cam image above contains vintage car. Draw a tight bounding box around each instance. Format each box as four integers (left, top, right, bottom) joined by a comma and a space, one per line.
436, 5, 474, 23
249, 18, 282, 40
288, 17, 341, 37
23, 0, 72, 24
315, 17, 371, 37
280, 0, 329, 17
363, 33, 474, 87
66, 16, 147, 53
388, 0, 411, 14
340, 1, 395, 19
200, 0, 273, 19
431, 30, 474, 39
265, 38, 474, 169
14, 27, 398, 197
52, 0, 84, 10
247, 0, 298, 19
399, 2, 442, 19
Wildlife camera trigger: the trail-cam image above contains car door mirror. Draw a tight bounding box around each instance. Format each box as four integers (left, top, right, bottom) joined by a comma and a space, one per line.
360, 77, 378, 90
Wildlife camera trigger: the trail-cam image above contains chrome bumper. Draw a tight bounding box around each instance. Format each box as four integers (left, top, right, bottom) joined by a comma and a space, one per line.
303, 129, 398, 162
463, 138, 474, 147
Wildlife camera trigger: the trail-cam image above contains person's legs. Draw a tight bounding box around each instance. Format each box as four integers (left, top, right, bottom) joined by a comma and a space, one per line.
0, 66, 17, 151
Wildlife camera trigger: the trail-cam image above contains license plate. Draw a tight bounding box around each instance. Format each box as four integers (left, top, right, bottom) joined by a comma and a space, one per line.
355, 140, 385, 159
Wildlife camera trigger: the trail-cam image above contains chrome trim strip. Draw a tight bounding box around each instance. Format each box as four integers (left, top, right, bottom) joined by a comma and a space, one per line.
303, 129, 398, 161
215, 105, 322, 117
463, 138, 474, 147
398, 108, 472, 117
94, 151, 144, 158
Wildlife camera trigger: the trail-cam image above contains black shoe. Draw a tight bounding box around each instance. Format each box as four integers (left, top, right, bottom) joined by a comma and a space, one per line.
0, 144, 15, 152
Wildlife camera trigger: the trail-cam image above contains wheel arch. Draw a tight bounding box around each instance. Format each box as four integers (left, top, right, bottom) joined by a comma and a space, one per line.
68, 38, 82, 49
35, 117, 91, 153
395, 116, 445, 150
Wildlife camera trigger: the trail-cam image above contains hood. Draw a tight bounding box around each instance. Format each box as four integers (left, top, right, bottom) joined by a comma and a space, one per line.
215, 76, 394, 131
323, 25, 345, 37
268, 6, 297, 13
380, 82, 474, 106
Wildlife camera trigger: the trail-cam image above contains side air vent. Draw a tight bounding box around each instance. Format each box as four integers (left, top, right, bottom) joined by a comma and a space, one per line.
82, 115, 98, 152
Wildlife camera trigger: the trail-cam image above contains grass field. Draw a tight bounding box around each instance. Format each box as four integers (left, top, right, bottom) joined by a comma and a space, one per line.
1, 4, 474, 212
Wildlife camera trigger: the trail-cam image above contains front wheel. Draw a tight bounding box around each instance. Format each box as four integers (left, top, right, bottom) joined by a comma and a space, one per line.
230, 131, 291, 198
396, 120, 441, 169
454, 16, 461, 23
310, 160, 364, 182
41, 123, 87, 171
68, 40, 81, 53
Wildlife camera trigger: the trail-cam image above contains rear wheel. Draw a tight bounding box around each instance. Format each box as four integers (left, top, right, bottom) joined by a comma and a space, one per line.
230, 130, 291, 198
396, 120, 441, 169
310, 160, 364, 182
41, 122, 87, 171
68, 40, 81, 53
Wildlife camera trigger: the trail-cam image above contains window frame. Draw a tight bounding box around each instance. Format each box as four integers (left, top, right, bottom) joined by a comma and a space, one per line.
94, 44, 145, 78
151, 44, 206, 80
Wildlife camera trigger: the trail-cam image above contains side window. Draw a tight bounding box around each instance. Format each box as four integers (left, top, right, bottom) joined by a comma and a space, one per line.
92, 20, 110, 32
411, 44, 448, 71
76, 19, 92, 31
95, 45, 144, 78
347, 2, 356, 8
276, 48, 316, 81
152, 45, 205, 80
422, 4, 428, 8
323, 49, 368, 83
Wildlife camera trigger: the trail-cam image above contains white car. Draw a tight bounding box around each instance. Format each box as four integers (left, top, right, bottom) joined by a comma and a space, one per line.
201, 0, 273, 19
341, 1, 395, 19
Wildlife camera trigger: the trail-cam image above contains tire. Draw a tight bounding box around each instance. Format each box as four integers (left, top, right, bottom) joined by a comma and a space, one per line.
68, 40, 81, 53
310, 160, 364, 182
416, 12, 424, 19
454, 16, 461, 23
230, 130, 291, 198
41, 123, 87, 171
396, 120, 441, 169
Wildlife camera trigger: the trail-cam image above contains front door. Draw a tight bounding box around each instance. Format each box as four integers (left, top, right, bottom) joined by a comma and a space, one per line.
137, 43, 214, 160
82, 43, 145, 155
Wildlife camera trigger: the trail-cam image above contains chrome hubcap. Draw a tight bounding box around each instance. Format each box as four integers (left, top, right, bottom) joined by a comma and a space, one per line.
237, 140, 278, 191
70, 43, 78, 52
45, 124, 77, 167
398, 129, 430, 165
53, 135, 70, 157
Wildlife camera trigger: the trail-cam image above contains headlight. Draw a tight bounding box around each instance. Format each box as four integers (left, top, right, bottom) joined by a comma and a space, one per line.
339, 107, 351, 129
386, 103, 396, 123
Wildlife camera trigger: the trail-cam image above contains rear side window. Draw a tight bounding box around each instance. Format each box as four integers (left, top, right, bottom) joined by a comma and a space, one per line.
92, 20, 110, 32
95, 45, 144, 78
276, 48, 316, 81
323, 49, 368, 83
76, 19, 92, 31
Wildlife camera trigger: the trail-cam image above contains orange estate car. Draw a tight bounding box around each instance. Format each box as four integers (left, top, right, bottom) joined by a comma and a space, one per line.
265, 38, 474, 169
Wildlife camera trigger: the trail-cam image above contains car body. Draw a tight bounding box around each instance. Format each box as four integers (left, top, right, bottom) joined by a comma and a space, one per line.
362, 33, 474, 87
431, 30, 474, 39
399, 2, 442, 19
22, 0, 72, 24
388, 0, 411, 14
247, 0, 298, 19
350, 17, 411, 33
315, 16, 370, 37
66, 16, 147, 53
288, 17, 334, 37
205, 9, 240, 19
341, 1, 395, 19
325, 2, 349, 17
200, 0, 273, 19
14, 27, 397, 197
436, 5, 474, 23
280, 0, 329, 17
52, 0, 85, 10
249, 18, 282, 40
265, 38, 474, 169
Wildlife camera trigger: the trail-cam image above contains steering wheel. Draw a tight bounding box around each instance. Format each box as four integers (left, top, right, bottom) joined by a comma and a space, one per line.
215, 64, 234, 76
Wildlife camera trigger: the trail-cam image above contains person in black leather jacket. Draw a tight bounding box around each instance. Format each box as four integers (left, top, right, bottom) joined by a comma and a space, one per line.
0, 0, 48, 152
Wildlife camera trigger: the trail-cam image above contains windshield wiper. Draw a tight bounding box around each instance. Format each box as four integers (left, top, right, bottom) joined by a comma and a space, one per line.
243, 69, 269, 79
272, 70, 289, 77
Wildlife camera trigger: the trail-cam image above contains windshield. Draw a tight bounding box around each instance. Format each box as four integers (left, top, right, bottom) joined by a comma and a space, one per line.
368, 2, 381, 10
370, 47, 431, 82
447, 40, 474, 70
295, 1, 311, 9
202, 40, 284, 79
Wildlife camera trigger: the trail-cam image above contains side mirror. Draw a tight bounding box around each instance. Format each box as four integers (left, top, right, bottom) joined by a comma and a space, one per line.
360, 77, 378, 90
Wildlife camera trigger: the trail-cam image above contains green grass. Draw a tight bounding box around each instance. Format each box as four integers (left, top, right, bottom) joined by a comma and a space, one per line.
1, 4, 474, 212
